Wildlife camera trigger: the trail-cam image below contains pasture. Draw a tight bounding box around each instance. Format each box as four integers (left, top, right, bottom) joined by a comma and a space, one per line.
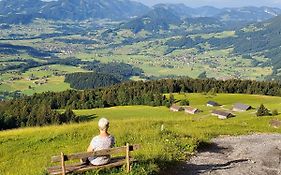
0, 64, 87, 95
1, 93, 281, 175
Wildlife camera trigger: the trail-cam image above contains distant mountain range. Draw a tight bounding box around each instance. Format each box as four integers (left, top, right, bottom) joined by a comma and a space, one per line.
121, 7, 182, 33
0, 0, 280, 24
121, 5, 274, 33
0, 0, 150, 23
154, 4, 281, 21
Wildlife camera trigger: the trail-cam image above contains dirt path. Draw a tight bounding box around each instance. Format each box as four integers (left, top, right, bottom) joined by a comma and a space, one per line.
167, 134, 281, 175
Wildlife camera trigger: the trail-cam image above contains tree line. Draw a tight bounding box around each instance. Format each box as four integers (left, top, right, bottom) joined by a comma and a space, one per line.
1, 77, 281, 130
65, 62, 143, 90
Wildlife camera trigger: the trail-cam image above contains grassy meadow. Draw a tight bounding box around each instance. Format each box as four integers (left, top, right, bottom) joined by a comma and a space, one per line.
0, 26, 273, 96
0, 64, 88, 95
1, 93, 281, 175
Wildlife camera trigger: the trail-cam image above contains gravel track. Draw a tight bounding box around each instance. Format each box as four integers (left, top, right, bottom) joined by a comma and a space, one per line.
166, 134, 281, 175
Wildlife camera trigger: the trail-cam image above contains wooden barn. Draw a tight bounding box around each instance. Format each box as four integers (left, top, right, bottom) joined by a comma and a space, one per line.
207, 101, 220, 107
233, 103, 252, 112
212, 110, 234, 119
184, 107, 201, 114
170, 105, 184, 112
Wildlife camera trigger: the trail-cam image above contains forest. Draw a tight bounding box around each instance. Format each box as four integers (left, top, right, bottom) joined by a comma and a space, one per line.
1, 77, 281, 130
65, 72, 123, 89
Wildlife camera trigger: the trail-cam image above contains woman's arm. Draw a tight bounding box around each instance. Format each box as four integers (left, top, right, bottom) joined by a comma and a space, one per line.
87, 144, 93, 152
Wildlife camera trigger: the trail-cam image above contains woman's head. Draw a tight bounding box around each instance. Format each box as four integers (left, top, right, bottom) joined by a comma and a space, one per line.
98, 118, 109, 131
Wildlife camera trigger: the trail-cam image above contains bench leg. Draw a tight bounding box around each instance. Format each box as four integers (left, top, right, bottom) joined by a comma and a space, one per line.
126, 143, 130, 173
61, 152, 66, 175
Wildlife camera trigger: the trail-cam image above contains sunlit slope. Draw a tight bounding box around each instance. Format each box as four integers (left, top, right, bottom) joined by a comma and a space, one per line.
1, 93, 281, 175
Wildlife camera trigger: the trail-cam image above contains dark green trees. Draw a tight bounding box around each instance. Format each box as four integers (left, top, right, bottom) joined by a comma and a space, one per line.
2, 77, 281, 130
256, 104, 270, 117
180, 99, 189, 106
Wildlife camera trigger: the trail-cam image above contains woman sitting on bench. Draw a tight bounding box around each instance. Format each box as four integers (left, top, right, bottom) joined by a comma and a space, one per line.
83, 118, 115, 166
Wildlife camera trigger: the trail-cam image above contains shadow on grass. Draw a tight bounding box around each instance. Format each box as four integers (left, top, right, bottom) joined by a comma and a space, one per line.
78, 114, 97, 122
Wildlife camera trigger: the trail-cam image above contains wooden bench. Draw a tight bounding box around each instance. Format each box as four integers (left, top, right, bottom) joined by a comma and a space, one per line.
47, 143, 140, 175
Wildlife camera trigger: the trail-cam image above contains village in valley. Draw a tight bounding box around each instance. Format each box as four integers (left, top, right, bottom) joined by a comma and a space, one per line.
2, 0, 281, 174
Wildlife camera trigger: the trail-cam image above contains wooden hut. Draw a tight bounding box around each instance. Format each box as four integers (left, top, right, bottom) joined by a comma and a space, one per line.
212, 110, 234, 119
233, 103, 252, 112
207, 101, 220, 107
170, 105, 184, 112
184, 107, 201, 114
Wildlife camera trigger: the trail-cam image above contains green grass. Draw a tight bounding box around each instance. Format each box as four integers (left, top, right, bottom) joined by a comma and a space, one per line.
22, 76, 71, 95
1, 93, 281, 175
0, 65, 88, 95
0, 21, 274, 94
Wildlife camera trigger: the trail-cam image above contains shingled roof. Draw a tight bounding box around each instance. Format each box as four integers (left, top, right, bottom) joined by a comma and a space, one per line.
207, 101, 220, 106
184, 107, 200, 114
212, 110, 234, 119
233, 103, 252, 111
170, 104, 184, 112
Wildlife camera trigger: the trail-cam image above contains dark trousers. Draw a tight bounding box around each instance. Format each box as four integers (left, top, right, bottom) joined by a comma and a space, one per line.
81, 157, 90, 164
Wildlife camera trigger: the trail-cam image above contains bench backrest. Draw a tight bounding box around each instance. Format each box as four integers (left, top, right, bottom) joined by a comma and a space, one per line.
51, 144, 140, 163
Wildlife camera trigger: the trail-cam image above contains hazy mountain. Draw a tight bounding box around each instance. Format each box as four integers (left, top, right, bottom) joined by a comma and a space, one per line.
121, 7, 182, 33
153, 3, 195, 18
195, 6, 222, 17
0, 0, 150, 23
1, 0, 280, 24
217, 6, 281, 22
153, 3, 281, 21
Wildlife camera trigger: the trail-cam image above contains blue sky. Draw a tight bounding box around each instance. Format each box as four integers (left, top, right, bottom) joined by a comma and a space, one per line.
134, 0, 281, 8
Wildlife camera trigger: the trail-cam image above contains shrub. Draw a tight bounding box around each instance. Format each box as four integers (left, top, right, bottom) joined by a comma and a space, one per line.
180, 99, 189, 106
272, 109, 279, 116
256, 104, 270, 117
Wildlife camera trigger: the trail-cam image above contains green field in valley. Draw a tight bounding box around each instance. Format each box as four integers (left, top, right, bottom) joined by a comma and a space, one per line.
0, 65, 88, 95
0, 19, 275, 97
1, 93, 281, 175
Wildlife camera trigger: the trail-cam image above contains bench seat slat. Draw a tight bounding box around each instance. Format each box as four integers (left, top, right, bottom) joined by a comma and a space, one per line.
48, 156, 126, 171
51, 144, 140, 162
47, 157, 135, 175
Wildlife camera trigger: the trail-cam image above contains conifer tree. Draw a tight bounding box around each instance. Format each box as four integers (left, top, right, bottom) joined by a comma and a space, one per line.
256, 104, 270, 117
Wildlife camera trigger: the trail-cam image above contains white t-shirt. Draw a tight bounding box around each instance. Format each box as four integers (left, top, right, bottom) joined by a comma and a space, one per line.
88, 135, 115, 165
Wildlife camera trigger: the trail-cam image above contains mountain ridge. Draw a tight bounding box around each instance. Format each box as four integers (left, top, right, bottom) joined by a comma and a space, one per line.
0, 0, 150, 22
0, 0, 280, 24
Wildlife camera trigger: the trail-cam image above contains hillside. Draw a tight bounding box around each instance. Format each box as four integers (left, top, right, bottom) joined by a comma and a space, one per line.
1, 94, 281, 174
0, 0, 280, 24
216, 6, 281, 21
121, 7, 182, 33
153, 4, 281, 21
1, 1, 281, 97
0, 0, 150, 23
205, 14, 281, 74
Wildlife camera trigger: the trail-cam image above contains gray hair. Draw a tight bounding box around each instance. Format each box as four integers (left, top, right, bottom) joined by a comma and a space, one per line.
98, 118, 109, 131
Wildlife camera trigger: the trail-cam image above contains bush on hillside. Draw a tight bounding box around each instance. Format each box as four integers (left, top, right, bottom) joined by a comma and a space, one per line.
180, 99, 189, 106
256, 104, 270, 117
272, 109, 279, 116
